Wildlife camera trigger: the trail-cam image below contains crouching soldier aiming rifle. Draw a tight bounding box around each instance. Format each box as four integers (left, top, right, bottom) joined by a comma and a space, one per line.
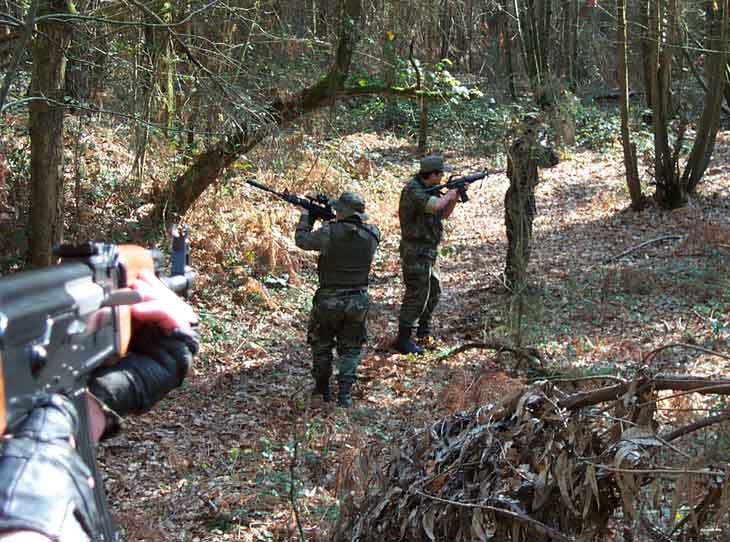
0, 230, 199, 542
294, 192, 380, 408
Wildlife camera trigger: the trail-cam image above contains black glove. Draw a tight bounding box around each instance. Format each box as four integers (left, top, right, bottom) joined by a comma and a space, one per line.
89, 326, 199, 420
305, 212, 317, 227
0, 395, 101, 541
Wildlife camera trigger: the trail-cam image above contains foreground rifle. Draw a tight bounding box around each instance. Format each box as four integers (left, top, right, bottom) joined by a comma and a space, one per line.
424, 170, 497, 202
0, 227, 195, 541
247, 178, 335, 221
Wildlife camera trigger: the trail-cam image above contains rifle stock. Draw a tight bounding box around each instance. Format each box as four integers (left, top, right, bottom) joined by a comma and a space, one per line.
0, 228, 195, 541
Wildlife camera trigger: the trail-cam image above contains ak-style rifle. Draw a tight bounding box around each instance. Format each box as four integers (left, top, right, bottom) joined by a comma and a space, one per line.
0, 227, 195, 541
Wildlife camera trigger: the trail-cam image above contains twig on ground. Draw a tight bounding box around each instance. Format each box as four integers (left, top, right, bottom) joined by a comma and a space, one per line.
289, 388, 310, 542
642, 342, 730, 363
537, 374, 627, 384
585, 235, 684, 271
640, 513, 673, 542
582, 462, 725, 477
435, 340, 542, 364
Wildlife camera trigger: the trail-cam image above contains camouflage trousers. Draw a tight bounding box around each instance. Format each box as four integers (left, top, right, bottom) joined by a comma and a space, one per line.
397, 253, 441, 329
504, 203, 535, 288
307, 288, 369, 386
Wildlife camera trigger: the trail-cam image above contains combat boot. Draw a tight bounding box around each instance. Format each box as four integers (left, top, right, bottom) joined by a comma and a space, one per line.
394, 325, 424, 355
337, 381, 353, 408
313, 379, 333, 402
416, 321, 431, 339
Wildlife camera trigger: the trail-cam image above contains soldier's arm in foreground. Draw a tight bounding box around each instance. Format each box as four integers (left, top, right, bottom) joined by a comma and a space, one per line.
0, 272, 198, 542
294, 211, 332, 252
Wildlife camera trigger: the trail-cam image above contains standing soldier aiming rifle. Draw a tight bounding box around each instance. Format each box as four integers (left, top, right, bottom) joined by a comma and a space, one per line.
294, 192, 380, 408
394, 155, 461, 355
504, 116, 559, 289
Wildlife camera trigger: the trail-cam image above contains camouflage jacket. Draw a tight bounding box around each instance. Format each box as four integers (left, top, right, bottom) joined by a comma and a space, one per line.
398, 175, 443, 259
505, 136, 559, 215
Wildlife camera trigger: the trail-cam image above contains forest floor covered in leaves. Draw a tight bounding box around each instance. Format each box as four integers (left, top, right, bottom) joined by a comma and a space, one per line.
4, 119, 730, 541
99, 131, 730, 541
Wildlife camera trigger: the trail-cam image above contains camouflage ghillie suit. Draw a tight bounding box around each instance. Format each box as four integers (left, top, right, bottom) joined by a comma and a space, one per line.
398, 175, 445, 332
295, 192, 380, 407
504, 123, 559, 288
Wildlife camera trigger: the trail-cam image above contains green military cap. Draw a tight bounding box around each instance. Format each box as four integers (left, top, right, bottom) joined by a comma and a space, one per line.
332, 191, 368, 220
419, 154, 453, 175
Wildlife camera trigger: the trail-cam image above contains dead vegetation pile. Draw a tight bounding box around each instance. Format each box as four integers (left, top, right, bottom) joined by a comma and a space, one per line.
335, 372, 730, 542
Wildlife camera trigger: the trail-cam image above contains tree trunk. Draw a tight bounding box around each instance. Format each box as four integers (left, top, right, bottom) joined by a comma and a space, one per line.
569, 0, 579, 90
418, 97, 428, 153
682, 0, 729, 193
514, 0, 531, 88
503, 5, 516, 99
539, 0, 552, 77
133, 10, 160, 183
639, 0, 654, 110
617, 0, 644, 209
381, 0, 399, 128
464, 0, 473, 72
28, 0, 71, 267
439, 0, 450, 61
649, 0, 686, 209
724, 61, 730, 111
152, 0, 363, 221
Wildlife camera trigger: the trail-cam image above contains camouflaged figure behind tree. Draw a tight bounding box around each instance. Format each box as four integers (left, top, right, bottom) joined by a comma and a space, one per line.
504, 117, 559, 288
295, 192, 380, 408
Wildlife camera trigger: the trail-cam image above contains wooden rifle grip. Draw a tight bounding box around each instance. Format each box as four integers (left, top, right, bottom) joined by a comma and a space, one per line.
116, 245, 155, 355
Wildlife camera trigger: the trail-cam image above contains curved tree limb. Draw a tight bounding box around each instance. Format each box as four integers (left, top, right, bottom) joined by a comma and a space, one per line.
661, 408, 730, 442
152, 0, 364, 220
559, 375, 730, 411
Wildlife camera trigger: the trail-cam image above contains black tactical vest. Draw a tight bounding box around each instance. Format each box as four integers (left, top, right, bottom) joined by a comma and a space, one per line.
318, 219, 380, 288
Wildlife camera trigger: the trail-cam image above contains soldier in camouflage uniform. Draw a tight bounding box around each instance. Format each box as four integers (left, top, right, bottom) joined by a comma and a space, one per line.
295, 192, 381, 407
394, 155, 461, 354
504, 117, 559, 288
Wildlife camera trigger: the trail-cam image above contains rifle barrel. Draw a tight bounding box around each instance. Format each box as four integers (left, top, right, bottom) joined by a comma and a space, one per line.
246, 178, 280, 195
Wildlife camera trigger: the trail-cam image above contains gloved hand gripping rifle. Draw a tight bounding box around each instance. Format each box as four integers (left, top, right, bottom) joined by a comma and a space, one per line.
246, 178, 335, 221
424, 170, 497, 202
0, 227, 195, 541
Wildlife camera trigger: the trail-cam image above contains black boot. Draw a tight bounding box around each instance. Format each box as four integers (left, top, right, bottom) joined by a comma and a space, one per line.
394, 325, 424, 355
416, 321, 431, 339
337, 381, 353, 408
313, 379, 333, 402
